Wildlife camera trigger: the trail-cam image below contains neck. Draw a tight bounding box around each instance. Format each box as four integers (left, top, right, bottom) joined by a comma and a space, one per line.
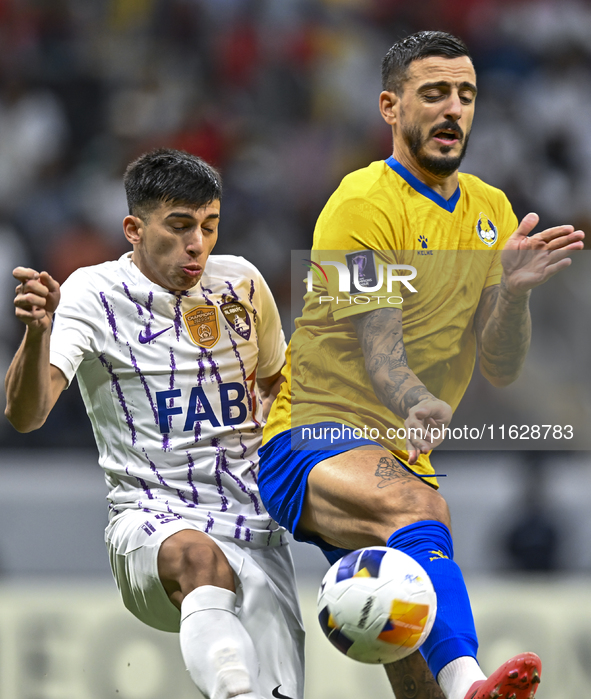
393, 149, 459, 200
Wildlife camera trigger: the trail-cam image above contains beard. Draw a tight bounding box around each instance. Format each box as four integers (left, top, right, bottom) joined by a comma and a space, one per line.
402, 120, 471, 178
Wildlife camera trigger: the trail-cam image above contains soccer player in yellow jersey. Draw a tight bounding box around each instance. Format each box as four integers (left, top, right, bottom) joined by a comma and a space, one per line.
258, 31, 584, 699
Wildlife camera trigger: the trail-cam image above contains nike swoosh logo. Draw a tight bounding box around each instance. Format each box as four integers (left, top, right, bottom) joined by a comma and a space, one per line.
138, 326, 173, 344
272, 686, 293, 699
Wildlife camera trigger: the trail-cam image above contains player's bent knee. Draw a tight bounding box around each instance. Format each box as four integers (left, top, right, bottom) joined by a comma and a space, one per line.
374, 482, 451, 537
158, 530, 235, 603
413, 486, 450, 526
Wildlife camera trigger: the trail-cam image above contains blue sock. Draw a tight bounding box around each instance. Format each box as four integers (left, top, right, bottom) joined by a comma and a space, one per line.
387, 520, 478, 679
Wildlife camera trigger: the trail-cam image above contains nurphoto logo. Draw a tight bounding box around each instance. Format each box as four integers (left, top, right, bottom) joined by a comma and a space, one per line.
304, 254, 418, 294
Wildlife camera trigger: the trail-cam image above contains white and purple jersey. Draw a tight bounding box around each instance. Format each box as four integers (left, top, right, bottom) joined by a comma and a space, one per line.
50, 253, 287, 546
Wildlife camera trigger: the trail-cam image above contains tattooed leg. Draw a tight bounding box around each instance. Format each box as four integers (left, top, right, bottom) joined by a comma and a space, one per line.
384, 651, 445, 699
375, 454, 419, 489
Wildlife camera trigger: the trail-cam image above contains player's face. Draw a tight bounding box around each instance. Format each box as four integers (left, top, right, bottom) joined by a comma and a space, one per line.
125, 200, 220, 292
389, 56, 477, 178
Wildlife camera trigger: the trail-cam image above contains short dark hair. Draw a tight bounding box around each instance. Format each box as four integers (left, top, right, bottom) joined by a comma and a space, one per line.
124, 148, 222, 219
382, 31, 471, 94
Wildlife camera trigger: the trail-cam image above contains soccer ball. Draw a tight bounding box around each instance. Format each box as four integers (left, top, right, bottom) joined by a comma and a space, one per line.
317, 547, 437, 664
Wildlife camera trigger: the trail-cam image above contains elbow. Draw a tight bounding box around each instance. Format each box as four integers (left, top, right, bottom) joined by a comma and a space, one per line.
479, 364, 522, 388
4, 406, 44, 433
483, 374, 517, 388
478, 352, 525, 388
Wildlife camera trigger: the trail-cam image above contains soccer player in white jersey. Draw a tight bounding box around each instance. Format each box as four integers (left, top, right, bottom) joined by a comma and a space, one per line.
4, 149, 304, 699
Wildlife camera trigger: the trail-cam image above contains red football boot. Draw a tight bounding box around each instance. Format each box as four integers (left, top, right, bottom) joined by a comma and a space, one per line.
464, 653, 541, 699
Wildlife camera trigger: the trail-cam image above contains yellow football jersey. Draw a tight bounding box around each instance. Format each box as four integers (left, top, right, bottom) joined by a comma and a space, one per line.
264, 158, 518, 483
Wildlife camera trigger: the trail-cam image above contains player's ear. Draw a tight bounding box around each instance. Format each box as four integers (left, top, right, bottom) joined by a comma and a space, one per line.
123, 215, 143, 245
379, 90, 399, 126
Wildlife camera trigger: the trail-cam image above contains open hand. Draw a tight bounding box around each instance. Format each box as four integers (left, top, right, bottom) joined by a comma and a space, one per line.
501, 213, 584, 295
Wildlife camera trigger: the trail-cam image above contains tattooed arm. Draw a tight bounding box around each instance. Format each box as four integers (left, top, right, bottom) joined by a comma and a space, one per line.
351, 308, 452, 464
475, 212, 584, 387
473, 282, 531, 387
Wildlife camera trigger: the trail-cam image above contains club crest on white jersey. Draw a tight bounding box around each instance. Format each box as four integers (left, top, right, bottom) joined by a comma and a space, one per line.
183, 305, 220, 348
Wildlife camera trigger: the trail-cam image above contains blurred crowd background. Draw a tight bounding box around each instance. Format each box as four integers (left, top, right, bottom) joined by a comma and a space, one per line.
1, 0, 591, 578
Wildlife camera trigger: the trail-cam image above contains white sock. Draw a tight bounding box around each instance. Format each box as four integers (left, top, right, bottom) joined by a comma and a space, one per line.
180, 585, 260, 699
437, 656, 487, 699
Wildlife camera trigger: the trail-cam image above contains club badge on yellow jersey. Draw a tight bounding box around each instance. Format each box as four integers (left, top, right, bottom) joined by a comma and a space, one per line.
476, 212, 498, 247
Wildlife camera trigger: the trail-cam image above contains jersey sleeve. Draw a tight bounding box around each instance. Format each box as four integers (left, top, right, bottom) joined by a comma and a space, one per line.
313, 196, 402, 322
49, 269, 106, 387
249, 266, 287, 379
483, 192, 519, 288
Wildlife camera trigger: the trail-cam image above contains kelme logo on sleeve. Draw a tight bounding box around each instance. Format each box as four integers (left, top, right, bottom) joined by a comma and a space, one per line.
183, 306, 220, 348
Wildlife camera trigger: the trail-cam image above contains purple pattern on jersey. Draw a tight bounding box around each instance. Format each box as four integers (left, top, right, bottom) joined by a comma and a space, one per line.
128, 346, 158, 425
225, 280, 239, 300
162, 348, 177, 451
226, 328, 249, 399
215, 437, 261, 515
247, 463, 258, 484
169, 348, 177, 389
234, 515, 253, 542
200, 347, 222, 384
173, 294, 184, 340
194, 417, 202, 443
205, 513, 214, 532
239, 436, 258, 484
99, 353, 136, 444
122, 282, 144, 316
196, 351, 207, 385
186, 452, 200, 504
176, 489, 190, 504
145, 291, 154, 334
200, 286, 214, 306
211, 437, 229, 512
249, 279, 258, 323
100, 292, 118, 341
143, 452, 170, 488
128, 467, 154, 501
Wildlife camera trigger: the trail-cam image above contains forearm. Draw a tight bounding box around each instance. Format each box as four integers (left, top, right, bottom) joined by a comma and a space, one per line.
257, 369, 285, 420
367, 354, 433, 419
4, 326, 55, 431
478, 281, 531, 387
353, 309, 433, 419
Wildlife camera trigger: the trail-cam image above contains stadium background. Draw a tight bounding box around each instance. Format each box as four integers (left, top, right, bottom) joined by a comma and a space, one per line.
0, 0, 590, 696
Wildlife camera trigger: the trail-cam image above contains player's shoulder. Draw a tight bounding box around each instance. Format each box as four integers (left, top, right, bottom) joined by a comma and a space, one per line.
458, 172, 513, 210
334, 160, 393, 202
203, 254, 264, 281
60, 254, 130, 293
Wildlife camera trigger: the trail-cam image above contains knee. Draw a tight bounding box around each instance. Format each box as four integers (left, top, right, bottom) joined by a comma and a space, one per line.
374, 482, 451, 540
412, 485, 450, 527
158, 532, 236, 603
178, 542, 234, 592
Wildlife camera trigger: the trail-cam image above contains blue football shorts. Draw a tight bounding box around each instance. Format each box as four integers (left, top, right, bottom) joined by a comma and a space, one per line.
258, 421, 398, 565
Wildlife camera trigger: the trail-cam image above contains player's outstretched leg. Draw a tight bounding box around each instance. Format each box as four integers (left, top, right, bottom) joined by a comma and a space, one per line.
385, 651, 446, 699
180, 585, 260, 699
463, 653, 541, 699
159, 530, 261, 699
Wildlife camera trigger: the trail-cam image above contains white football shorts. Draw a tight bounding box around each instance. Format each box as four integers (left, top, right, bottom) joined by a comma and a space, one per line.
105, 509, 305, 699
